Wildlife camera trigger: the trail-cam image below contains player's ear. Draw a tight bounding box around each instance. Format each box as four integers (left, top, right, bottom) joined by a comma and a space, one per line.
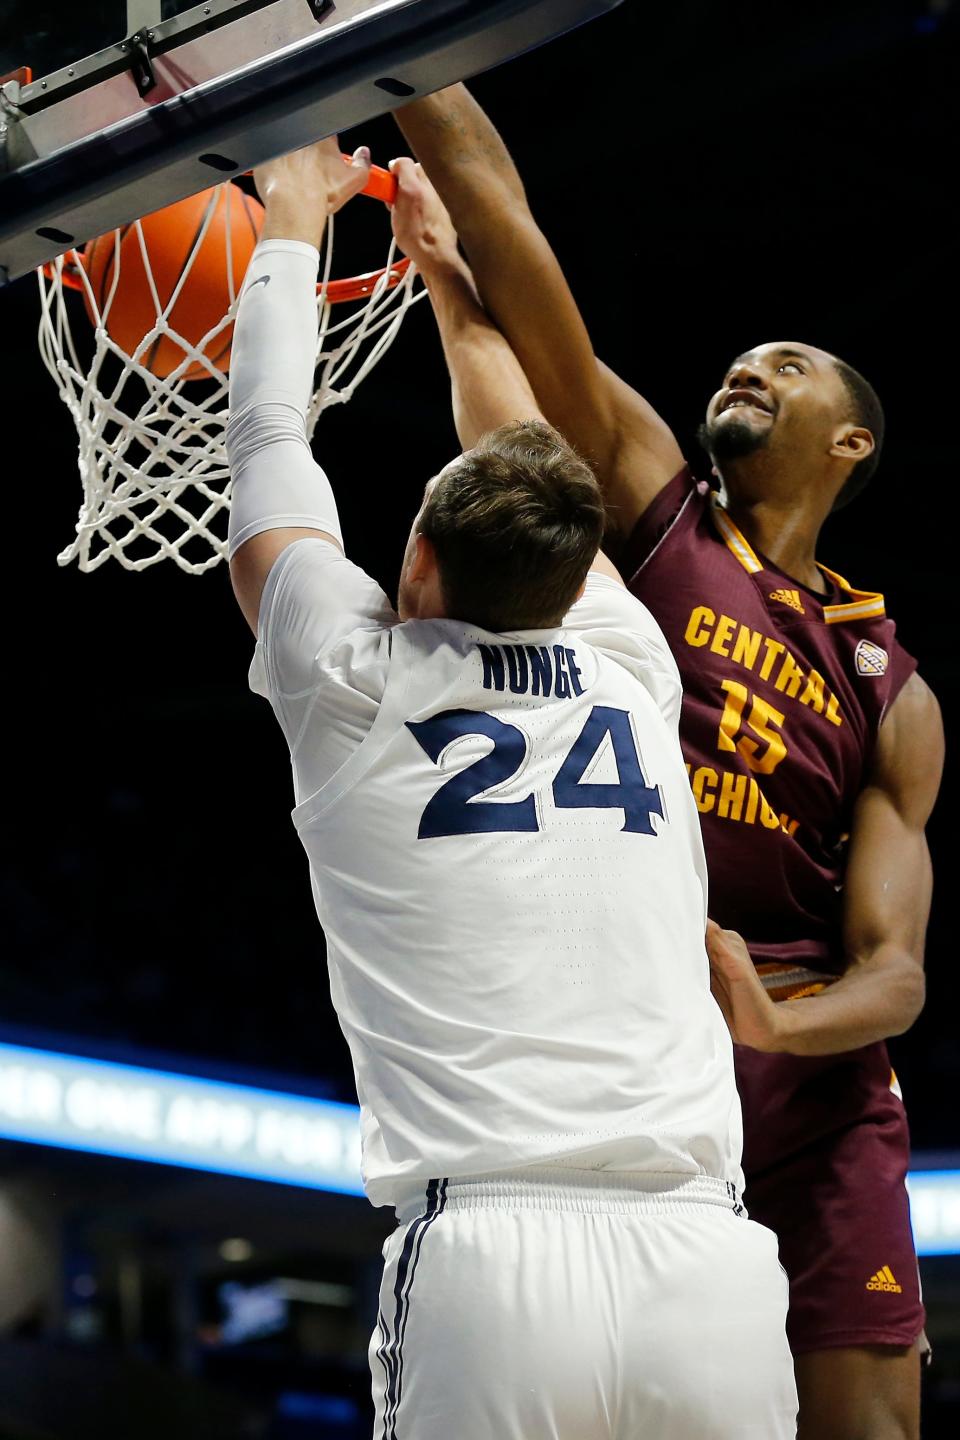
407, 531, 436, 584
401, 533, 445, 620
829, 424, 874, 465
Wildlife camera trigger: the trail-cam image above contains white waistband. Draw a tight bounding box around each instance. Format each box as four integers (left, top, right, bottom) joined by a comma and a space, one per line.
394, 1167, 745, 1224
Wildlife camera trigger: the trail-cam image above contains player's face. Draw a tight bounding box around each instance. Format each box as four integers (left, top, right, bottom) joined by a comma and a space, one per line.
703, 342, 848, 468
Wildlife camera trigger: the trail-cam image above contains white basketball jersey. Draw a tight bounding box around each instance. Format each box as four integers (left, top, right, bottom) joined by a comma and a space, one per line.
268, 556, 744, 1208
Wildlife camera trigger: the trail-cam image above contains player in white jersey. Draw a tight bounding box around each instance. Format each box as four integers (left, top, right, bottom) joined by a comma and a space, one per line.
225, 139, 796, 1438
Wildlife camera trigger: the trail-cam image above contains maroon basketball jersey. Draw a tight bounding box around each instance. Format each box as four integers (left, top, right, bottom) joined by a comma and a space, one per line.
621, 468, 917, 995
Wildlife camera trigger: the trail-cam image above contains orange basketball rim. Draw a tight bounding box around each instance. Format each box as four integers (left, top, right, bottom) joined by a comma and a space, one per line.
47, 158, 411, 369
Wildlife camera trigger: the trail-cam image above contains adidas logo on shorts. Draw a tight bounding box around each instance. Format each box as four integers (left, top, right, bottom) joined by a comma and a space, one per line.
866, 1265, 903, 1294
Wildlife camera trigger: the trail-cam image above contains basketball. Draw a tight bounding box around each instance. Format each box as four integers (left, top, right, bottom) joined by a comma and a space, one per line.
82, 184, 264, 381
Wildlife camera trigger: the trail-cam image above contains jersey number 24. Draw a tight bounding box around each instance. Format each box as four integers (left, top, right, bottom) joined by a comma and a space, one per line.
406, 705, 663, 840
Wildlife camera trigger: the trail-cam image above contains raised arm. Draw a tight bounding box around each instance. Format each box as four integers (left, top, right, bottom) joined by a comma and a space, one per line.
390, 159, 624, 594
394, 85, 684, 538
226, 139, 372, 632
707, 672, 943, 1055
389, 157, 543, 446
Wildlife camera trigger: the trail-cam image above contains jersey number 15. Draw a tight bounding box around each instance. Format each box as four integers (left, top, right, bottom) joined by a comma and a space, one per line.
406, 705, 663, 840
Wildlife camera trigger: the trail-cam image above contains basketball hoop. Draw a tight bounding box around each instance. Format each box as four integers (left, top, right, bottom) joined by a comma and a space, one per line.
37, 159, 422, 574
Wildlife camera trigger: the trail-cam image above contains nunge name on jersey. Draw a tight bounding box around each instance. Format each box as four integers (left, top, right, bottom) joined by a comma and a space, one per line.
479, 643, 586, 699
684, 607, 844, 728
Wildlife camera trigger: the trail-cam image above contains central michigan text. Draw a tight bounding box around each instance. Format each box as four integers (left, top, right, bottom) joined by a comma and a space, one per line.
684, 606, 844, 726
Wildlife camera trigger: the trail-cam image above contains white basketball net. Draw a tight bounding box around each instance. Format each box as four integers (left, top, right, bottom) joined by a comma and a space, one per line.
37, 183, 422, 573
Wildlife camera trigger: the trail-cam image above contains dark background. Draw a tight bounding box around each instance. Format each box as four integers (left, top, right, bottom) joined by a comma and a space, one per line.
0, 0, 958, 1435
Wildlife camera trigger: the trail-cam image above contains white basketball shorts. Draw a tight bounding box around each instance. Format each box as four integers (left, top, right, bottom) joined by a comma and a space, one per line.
370, 1168, 797, 1439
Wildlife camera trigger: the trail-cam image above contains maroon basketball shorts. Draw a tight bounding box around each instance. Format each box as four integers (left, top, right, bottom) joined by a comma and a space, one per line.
734, 1040, 924, 1355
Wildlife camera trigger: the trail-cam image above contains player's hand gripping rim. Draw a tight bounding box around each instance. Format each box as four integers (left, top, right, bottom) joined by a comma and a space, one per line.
387, 157, 461, 275
254, 138, 373, 241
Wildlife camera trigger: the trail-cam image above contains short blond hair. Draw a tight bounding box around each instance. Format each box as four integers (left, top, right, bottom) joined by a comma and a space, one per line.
419, 421, 605, 632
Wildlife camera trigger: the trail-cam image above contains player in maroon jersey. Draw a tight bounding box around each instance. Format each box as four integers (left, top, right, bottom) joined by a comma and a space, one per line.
393, 90, 944, 1439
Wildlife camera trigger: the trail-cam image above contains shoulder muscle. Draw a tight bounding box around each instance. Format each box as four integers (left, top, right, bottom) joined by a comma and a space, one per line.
872, 671, 944, 824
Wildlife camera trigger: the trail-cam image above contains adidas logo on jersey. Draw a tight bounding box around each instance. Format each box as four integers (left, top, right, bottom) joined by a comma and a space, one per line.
855, 638, 889, 676
866, 1265, 903, 1293
769, 588, 805, 613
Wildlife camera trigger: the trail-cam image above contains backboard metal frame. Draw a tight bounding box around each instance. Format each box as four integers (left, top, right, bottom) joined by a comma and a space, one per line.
0, 0, 623, 285
8, 2, 301, 114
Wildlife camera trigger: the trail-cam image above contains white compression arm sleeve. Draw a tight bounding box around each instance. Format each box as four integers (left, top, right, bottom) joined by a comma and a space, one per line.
226, 239, 344, 558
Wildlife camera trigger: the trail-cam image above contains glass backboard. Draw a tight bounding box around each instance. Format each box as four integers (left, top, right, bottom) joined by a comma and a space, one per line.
0, 0, 623, 283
